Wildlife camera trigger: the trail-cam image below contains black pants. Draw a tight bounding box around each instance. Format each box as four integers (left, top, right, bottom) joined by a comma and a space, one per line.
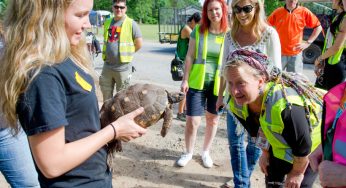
265, 149, 317, 188
315, 55, 346, 90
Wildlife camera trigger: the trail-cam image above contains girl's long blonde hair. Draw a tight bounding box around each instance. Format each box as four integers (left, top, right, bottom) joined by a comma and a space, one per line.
0, 0, 93, 132
230, 0, 267, 42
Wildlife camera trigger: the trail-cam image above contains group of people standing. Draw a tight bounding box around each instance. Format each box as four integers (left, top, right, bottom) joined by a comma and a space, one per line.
0, 0, 345, 188
175, 0, 346, 188
0, 0, 146, 187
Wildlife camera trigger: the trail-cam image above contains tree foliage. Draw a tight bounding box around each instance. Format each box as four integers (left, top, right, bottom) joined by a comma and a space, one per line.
264, 0, 284, 16
0, 0, 8, 19
93, 0, 200, 24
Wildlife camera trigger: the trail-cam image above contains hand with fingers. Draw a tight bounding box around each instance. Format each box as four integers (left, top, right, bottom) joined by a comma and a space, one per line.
181, 80, 189, 94
111, 107, 147, 142
285, 172, 304, 188
216, 97, 225, 113
294, 41, 310, 52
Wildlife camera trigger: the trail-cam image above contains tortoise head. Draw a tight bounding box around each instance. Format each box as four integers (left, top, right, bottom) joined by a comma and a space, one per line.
166, 90, 185, 104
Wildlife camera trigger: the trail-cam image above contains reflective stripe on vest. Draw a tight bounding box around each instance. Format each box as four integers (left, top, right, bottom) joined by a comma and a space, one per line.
323, 14, 346, 65
229, 82, 322, 163
103, 16, 135, 63
188, 25, 224, 96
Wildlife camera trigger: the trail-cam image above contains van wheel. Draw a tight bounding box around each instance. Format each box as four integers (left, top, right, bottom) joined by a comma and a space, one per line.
303, 44, 322, 64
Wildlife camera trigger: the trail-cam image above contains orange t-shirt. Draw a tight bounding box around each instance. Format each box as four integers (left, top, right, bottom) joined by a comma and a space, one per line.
267, 6, 320, 56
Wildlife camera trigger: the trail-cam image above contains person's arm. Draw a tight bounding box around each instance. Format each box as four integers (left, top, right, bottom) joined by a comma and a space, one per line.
266, 27, 282, 70
296, 9, 323, 52
319, 160, 346, 187
281, 105, 312, 187
181, 36, 196, 93
315, 18, 346, 64
285, 156, 309, 188
132, 20, 143, 52
181, 25, 192, 39
259, 149, 270, 176
216, 34, 231, 111
134, 37, 142, 52
295, 25, 322, 52
29, 108, 146, 178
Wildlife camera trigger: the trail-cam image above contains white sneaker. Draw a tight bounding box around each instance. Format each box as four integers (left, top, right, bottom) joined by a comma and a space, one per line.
176, 153, 192, 167
201, 153, 213, 168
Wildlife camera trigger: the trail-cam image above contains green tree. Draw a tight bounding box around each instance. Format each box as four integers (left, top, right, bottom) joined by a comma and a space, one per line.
264, 0, 284, 16
93, 0, 113, 11
92, 0, 201, 24
127, 0, 156, 24
0, 0, 8, 19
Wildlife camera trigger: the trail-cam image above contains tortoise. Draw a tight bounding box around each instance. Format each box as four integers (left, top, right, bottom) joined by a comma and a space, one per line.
100, 83, 185, 154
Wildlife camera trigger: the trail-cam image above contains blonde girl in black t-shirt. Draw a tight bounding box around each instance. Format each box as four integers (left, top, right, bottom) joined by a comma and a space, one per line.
0, 1, 146, 187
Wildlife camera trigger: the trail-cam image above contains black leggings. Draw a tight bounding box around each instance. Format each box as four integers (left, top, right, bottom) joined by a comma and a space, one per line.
265, 150, 317, 188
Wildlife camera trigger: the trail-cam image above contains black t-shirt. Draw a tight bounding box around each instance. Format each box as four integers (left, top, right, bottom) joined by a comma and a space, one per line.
17, 58, 111, 188
235, 104, 312, 157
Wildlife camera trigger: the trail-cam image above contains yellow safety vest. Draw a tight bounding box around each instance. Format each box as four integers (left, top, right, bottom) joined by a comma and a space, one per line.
188, 25, 225, 96
229, 82, 322, 163
103, 16, 135, 63
323, 13, 346, 65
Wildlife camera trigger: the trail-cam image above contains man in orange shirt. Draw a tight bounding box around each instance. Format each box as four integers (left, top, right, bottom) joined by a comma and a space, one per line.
268, 0, 322, 74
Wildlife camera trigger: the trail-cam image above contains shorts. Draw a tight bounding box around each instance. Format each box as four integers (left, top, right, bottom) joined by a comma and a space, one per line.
186, 81, 218, 116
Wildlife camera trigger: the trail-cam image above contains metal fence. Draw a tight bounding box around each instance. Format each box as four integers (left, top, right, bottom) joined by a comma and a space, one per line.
158, 7, 197, 44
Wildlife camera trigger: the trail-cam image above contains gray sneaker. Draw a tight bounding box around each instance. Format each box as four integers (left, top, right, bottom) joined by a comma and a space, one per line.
176, 113, 186, 121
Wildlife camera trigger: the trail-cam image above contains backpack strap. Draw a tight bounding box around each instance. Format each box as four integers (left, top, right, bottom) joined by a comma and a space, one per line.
340, 85, 346, 110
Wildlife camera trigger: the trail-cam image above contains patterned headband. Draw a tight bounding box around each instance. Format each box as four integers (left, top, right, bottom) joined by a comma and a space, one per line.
225, 49, 279, 80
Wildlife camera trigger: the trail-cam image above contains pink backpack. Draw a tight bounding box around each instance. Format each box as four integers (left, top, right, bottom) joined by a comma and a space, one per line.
323, 82, 346, 165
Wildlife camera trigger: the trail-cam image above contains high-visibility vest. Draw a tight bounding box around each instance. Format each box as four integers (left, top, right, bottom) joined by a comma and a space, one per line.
103, 16, 135, 63
188, 25, 225, 96
229, 82, 322, 163
323, 82, 346, 165
323, 13, 346, 65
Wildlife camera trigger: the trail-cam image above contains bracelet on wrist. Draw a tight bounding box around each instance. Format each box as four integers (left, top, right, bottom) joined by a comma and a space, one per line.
110, 123, 117, 141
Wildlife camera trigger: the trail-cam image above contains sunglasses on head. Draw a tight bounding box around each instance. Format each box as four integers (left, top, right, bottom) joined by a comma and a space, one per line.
113, 5, 126, 10
233, 5, 254, 14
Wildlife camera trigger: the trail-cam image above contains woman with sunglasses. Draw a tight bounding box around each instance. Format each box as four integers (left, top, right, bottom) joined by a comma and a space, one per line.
0, 0, 146, 187
223, 49, 322, 188
216, 0, 281, 187
314, 0, 346, 91
176, 0, 228, 168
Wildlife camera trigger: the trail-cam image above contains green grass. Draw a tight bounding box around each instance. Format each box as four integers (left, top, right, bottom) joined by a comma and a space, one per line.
138, 24, 159, 42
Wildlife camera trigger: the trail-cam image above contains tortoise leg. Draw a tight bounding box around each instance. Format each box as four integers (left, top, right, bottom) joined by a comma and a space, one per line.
161, 105, 173, 137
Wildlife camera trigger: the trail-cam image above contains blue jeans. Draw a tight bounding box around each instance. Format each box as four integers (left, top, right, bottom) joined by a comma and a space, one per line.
282, 53, 303, 74
227, 112, 262, 188
0, 128, 40, 188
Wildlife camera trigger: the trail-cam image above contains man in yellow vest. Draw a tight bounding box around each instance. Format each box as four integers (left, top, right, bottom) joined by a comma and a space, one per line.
100, 0, 143, 101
